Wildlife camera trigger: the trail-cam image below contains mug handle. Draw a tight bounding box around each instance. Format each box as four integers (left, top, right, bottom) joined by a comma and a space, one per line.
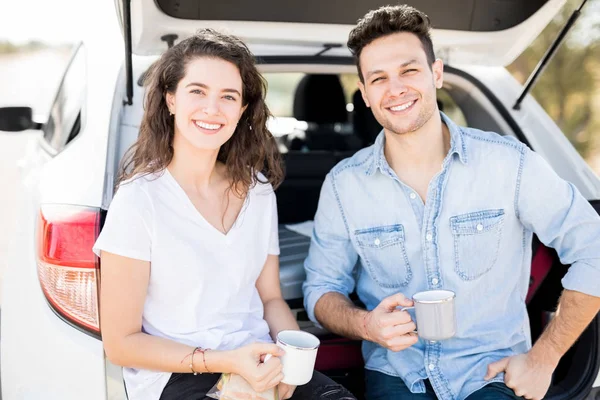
398, 306, 418, 334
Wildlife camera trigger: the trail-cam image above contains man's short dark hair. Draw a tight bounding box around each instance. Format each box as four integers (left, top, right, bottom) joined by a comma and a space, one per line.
348, 4, 435, 82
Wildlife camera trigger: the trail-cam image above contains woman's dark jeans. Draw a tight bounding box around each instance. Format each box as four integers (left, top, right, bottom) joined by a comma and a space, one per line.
159, 370, 357, 400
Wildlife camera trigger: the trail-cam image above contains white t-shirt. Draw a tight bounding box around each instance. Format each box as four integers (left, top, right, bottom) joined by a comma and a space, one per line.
93, 169, 279, 400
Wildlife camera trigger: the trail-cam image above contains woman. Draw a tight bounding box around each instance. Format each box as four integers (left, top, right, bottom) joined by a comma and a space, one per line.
93, 29, 356, 400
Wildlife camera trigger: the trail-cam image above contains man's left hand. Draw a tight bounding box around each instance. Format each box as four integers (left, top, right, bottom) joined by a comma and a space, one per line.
278, 383, 297, 399
485, 352, 555, 400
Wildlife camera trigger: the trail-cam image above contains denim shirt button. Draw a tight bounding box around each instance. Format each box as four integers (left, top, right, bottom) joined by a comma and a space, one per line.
374, 238, 381, 246
409, 192, 417, 200
476, 223, 484, 231
429, 364, 436, 371
426, 233, 433, 241
431, 278, 439, 285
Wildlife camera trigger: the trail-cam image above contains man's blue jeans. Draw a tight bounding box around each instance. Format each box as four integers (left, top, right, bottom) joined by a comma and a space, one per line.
365, 370, 522, 400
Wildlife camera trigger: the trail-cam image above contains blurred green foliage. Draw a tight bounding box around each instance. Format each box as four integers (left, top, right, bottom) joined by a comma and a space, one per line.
508, 0, 600, 165
0, 40, 46, 54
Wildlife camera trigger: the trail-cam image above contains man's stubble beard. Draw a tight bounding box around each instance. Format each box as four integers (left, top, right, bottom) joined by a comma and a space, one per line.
378, 98, 437, 136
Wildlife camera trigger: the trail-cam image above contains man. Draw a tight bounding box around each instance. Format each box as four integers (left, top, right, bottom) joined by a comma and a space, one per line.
302, 4, 600, 400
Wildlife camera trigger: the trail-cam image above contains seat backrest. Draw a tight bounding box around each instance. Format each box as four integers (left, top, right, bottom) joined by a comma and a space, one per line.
352, 89, 382, 147
276, 151, 338, 224
276, 75, 352, 223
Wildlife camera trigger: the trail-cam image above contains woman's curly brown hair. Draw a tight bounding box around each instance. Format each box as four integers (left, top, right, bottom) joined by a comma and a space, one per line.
117, 29, 283, 196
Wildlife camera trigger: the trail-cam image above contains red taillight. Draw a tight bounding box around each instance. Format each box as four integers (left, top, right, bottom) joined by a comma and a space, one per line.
37, 205, 101, 337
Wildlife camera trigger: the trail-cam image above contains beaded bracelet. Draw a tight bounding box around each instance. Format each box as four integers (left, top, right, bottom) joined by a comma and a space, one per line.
189, 347, 211, 375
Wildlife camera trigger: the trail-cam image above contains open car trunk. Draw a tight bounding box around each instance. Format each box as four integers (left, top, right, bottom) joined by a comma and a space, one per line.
118, 0, 566, 66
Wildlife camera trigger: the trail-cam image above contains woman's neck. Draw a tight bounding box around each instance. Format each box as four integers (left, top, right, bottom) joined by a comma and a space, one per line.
167, 133, 224, 194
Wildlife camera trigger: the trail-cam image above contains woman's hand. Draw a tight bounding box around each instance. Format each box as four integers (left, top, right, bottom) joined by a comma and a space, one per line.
230, 343, 284, 393
278, 383, 297, 399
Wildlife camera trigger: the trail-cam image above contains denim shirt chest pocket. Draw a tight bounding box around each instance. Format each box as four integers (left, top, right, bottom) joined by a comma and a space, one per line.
450, 209, 505, 281
354, 224, 412, 288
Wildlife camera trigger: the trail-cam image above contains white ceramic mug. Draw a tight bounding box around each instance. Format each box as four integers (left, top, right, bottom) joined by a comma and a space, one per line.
400, 289, 457, 341
264, 330, 320, 385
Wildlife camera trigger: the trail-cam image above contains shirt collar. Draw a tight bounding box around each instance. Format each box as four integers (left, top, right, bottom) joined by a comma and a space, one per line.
441, 111, 468, 165
365, 111, 468, 176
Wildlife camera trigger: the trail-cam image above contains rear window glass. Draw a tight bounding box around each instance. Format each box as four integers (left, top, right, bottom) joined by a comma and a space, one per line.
437, 89, 467, 127
265, 73, 359, 118
264, 72, 468, 141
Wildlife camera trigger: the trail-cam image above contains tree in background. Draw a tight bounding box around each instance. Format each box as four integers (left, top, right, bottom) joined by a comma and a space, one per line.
508, 0, 600, 168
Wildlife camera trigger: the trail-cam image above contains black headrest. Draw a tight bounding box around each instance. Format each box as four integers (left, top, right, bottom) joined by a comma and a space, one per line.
352, 90, 382, 146
293, 74, 348, 124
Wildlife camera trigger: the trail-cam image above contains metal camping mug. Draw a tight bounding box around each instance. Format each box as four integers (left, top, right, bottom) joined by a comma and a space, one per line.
400, 289, 457, 341
263, 330, 320, 385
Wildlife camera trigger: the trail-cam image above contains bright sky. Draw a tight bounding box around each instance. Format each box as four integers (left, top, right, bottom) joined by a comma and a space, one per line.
0, 0, 116, 44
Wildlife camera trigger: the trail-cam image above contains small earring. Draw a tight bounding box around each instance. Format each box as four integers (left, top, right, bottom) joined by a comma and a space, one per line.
248, 122, 252, 131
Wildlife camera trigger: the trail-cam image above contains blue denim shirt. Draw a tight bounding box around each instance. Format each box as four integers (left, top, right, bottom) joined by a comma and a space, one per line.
302, 112, 600, 400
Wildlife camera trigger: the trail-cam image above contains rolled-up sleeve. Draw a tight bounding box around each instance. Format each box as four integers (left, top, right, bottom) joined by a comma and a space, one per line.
302, 173, 359, 324
517, 148, 600, 297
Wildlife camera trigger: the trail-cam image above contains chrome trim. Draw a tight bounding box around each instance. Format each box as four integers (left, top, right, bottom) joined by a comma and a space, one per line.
413, 290, 456, 304
277, 332, 320, 351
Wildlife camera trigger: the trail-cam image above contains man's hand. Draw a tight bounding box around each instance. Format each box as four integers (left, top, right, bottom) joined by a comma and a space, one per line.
363, 293, 418, 351
485, 352, 556, 400
278, 383, 296, 399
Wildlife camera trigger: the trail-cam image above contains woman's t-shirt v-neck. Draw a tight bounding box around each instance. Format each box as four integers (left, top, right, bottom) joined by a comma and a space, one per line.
92, 169, 279, 400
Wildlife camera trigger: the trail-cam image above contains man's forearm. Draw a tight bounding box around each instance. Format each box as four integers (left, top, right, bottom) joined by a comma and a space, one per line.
314, 292, 368, 341
530, 289, 600, 366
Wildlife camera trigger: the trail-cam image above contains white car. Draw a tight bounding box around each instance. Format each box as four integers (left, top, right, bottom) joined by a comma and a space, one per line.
1, 0, 599, 399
